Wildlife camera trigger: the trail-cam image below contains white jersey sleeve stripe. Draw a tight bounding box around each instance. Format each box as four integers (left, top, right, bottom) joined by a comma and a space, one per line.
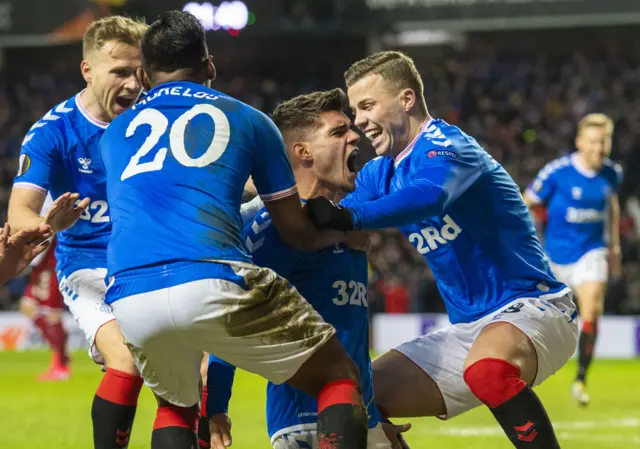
13, 182, 48, 195
260, 185, 298, 202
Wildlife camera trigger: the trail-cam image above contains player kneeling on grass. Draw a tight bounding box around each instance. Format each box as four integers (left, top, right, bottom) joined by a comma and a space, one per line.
101, 12, 369, 449
305, 51, 579, 449
524, 113, 623, 408
203, 89, 409, 449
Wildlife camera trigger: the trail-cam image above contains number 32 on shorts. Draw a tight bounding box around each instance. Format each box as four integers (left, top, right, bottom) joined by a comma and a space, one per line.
121, 104, 230, 181
332, 280, 368, 307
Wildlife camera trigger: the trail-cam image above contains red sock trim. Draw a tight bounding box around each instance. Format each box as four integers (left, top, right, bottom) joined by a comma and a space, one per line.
582, 320, 595, 334
463, 358, 526, 409
96, 368, 144, 406
154, 404, 199, 430
317, 379, 361, 414
201, 386, 208, 417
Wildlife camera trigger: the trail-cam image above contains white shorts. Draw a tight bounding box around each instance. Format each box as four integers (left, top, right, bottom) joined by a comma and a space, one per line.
272, 423, 392, 449
549, 248, 608, 290
396, 291, 578, 419
58, 268, 113, 364
110, 261, 335, 408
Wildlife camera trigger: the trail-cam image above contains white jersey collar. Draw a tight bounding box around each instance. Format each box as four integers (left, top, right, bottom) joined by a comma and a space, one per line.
76, 90, 109, 129
394, 117, 433, 166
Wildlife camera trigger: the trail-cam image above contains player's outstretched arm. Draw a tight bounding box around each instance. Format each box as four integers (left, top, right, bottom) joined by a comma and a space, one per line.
264, 193, 348, 251
308, 175, 456, 231
8, 188, 48, 233
309, 147, 482, 231
0, 223, 52, 285
9, 190, 90, 234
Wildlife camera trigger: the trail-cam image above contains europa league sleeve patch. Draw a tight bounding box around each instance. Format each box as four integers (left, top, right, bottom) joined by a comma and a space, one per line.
17, 154, 31, 177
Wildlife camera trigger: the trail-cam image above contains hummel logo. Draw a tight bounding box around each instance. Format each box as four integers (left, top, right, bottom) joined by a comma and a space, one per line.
78, 157, 93, 174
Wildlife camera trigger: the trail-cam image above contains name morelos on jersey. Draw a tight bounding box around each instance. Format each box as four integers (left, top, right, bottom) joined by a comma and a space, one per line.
100, 81, 298, 302
527, 153, 623, 265
342, 118, 570, 324
13, 92, 111, 278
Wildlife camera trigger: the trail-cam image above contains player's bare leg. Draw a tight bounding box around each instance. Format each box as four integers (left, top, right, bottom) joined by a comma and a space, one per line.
372, 350, 446, 418
463, 322, 560, 448
19, 299, 70, 380
371, 350, 441, 449
93, 320, 144, 449
572, 281, 606, 407
286, 336, 368, 449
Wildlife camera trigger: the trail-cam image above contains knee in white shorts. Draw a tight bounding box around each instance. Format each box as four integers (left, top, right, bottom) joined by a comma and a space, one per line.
396, 293, 579, 419
58, 268, 112, 364
272, 423, 392, 449
550, 248, 608, 289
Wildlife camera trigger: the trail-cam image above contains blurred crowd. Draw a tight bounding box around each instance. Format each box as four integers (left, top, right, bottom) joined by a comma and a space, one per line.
1, 28, 639, 314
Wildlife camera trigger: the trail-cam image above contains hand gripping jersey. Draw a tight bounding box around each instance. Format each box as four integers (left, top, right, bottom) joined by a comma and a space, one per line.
209, 204, 381, 442
526, 153, 623, 265
341, 119, 569, 324
13, 92, 111, 278
100, 81, 297, 303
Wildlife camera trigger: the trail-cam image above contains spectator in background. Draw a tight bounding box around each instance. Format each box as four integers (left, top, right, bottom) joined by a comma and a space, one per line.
379, 276, 410, 314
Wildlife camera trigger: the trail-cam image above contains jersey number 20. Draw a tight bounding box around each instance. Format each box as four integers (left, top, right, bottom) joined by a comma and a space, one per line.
121, 104, 230, 181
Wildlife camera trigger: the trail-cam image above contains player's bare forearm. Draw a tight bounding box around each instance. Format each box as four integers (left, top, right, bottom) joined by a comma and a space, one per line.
264, 192, 348, 251
7, 189, 46, 234
346, 231, 372, 253
8, 207, 46, 233
275, 217, 346, 251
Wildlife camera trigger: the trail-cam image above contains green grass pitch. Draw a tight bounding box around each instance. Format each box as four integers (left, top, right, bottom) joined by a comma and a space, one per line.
0, 351, 638, 448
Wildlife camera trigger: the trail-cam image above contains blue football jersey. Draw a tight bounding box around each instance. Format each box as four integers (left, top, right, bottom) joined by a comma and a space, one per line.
342, 119, 569, 324
526, 153, 623, 264
13, 91, 111, 277
101, 81, 297, 303
209, 204, 380, 441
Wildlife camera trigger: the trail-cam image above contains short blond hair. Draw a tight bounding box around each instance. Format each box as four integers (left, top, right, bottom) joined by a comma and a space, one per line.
344, 51, 427, 115
83, 15, 147, 59
577, 113, 614, 137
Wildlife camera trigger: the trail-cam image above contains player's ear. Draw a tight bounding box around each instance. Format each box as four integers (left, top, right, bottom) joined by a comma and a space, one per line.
136, 67, 151, 92
400, 88, 416, 113
206, 56, 216, 82
80, 60, 91, 84
291, 142, 312, 165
